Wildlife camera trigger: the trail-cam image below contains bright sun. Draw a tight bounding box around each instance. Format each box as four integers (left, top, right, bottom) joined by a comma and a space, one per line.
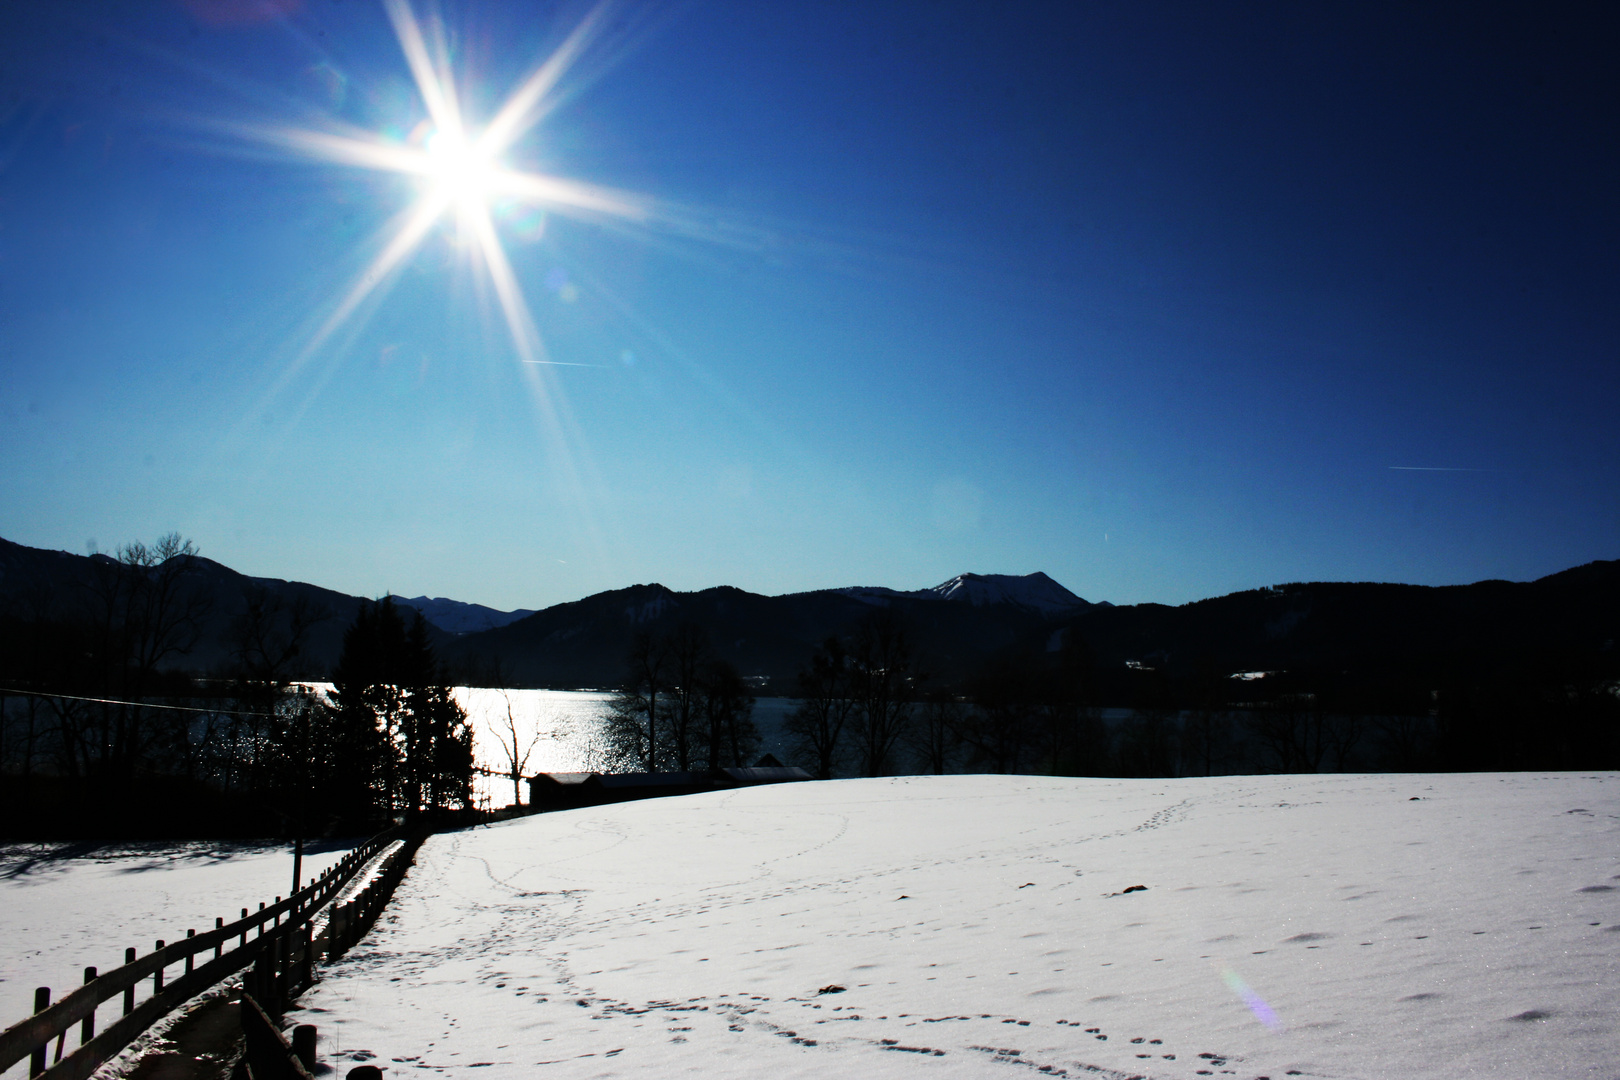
423, 128, 498, 214
245, 0, 648, 370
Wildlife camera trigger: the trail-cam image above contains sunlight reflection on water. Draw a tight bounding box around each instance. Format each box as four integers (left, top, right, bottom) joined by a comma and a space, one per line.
451, 688, 798, 808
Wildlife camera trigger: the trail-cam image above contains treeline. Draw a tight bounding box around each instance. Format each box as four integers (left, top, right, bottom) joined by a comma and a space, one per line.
601, 625, 762, 772
780, 610, 1109, 778
0, 535, 475, 838
769, 610, 1620, 778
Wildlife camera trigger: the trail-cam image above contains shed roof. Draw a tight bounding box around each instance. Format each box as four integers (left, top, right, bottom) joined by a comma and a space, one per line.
531, 771, 597, 787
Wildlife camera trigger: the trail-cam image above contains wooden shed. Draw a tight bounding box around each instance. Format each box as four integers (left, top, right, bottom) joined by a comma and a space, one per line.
527, 771, 597, 810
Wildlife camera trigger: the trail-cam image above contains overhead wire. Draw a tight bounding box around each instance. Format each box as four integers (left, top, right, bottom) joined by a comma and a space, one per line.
0, 686, 282, 719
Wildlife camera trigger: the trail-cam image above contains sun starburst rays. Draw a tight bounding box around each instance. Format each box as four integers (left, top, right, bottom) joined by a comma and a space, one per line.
307, 190, 452, 361
248, 0, 647, 393
211, 0, 646, 576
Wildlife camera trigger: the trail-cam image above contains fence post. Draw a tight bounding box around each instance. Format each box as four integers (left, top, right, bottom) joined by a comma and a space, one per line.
215, 917, 224, 958
253, 950, 271, 1018
267, 935, 280, 1016
81, 968, 97, 1045
292, 1024, 317, 1072
153, 941, 165, 994
185, 929, 195, 975
123, 949, 136, 1014
241, 909, 249, 948
275, 933, 288, 1014
30, 987, 49, 1077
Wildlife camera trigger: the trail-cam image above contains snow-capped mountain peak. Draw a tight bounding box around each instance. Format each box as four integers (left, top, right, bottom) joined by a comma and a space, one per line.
834, 572, 1091, 615
921, 571, 1089, 614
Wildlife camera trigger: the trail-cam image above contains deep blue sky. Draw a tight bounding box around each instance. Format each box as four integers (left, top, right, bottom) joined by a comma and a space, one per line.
1, 0, 1615, 610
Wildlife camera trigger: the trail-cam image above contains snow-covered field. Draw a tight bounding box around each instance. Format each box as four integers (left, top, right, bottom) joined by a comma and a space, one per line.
0, 839, 358, 1073
300, 772, 1620, 1079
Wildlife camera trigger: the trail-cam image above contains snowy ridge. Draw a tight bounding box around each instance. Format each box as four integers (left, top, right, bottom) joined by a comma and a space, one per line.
624, 586, 678, 624
837, 571, 1092, 615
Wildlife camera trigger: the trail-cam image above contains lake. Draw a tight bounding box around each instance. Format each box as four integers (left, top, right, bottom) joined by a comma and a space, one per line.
451, 688, 801, 807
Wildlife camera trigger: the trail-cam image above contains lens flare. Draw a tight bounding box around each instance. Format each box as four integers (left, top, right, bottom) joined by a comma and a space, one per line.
1219, 965, 1281, 1030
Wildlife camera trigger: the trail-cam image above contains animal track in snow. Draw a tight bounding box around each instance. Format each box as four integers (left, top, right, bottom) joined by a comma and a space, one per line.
1507, 1009, 1551, 1021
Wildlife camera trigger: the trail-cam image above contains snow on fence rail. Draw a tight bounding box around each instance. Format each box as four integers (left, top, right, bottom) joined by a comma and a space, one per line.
0, 827, 417, 1080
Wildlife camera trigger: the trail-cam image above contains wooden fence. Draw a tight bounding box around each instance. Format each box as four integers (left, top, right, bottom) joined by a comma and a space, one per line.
0, 829, 423, 1080
237, 995, 315, 1080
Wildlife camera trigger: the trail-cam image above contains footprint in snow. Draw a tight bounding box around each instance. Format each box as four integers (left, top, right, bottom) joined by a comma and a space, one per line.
1508, 1009, 1551, 1021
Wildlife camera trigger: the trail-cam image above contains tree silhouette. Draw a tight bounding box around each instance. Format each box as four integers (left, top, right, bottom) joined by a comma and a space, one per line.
70, 533, 211, 782
487, 691, 543, 807
663, 624, 711, 771
848, 611, 918, 777
328, 597, 472, 820
786, 636, 856, 779
697, 658, 760, 769
960, 656, 1037, 774
908, 688, 963, 774
604, 631, 669, 772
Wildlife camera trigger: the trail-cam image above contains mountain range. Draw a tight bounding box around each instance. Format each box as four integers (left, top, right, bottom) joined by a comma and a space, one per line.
1, 535, 1615, 693
389, 595, 536, 635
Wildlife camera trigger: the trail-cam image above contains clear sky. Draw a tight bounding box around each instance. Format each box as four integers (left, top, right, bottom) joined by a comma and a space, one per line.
1, 0, 1615, 611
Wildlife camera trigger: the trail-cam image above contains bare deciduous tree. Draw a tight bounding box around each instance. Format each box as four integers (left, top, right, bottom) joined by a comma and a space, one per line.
604, 631, 669, 772
74, 533, 211, 781
848, 611, 917, 777
698, 659, 759, 769
959, 658, 1037, 774
1247, 697, 1331, 773
786, 636, 856, 779
908, 688, 962, 774
486, 691, 543, 806
662, 624, 710, 771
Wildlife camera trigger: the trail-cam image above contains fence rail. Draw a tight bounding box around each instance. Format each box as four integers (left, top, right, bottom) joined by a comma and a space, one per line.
0, 828, 407, 1080
238, 993, 315, 1080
